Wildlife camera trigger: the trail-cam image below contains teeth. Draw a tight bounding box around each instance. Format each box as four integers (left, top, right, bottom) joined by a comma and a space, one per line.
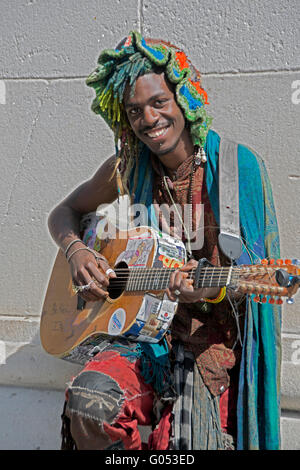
147, 127, 167, 138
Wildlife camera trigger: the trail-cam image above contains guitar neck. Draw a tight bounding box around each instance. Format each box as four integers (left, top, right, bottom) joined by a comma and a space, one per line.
123, 266, 236, 292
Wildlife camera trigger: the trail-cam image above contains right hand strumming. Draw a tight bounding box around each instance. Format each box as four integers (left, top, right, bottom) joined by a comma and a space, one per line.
68, 243, 116, 302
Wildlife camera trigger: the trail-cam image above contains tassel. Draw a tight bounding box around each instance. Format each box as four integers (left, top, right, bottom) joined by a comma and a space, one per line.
116, 168, 125, 196
109, 156, 121, 181
139, 351, 171, 395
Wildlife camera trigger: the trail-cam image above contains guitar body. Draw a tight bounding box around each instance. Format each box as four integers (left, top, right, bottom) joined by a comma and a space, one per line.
41, 211, 300, 363
40, 225, 186, 362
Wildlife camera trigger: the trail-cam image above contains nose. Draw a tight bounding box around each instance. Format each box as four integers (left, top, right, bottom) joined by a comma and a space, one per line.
141, 105, 159, 129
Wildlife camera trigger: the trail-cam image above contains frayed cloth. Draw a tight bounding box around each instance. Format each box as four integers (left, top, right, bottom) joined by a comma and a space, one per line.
170, 342, 235, 450
60, 402, 77, 450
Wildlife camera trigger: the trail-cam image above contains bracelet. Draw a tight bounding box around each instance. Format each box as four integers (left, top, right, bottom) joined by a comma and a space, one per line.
64, 238, 84, 257
67, 246, 100, 263
202, 286, 227, 304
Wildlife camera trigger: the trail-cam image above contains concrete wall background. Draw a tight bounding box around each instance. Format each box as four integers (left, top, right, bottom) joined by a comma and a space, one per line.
0, 0, 299, 449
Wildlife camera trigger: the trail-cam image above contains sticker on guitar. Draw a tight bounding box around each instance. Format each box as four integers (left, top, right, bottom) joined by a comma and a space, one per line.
115, 237, 154, 267
108, 308, 126, 336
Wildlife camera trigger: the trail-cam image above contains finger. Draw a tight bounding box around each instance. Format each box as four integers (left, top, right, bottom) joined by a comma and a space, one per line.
168, 269, 178, 291
88, 262, 110, 287
76, 269, 109, 300
179, 280, 194, 296
73, 284, 101, 302
96, 257, 117, 279
104, 267, 117, 279
173, 270, 183, 291
165, 287, 178, 302
74, 281, 109, 302
89, 280, 109, 299
172, 271, 189, 292
179, 259, 198, 272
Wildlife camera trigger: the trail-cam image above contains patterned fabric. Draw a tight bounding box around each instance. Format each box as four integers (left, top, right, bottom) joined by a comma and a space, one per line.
170, 343, 235, 450
132, 129, 282, 449
151, 151, 244, 398
204, 130, 282, 450
61, 339, 175, 450
171, 345, 194, 449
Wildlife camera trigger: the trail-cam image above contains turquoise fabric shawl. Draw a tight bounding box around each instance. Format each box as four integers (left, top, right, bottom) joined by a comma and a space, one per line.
130, 129, 282, 450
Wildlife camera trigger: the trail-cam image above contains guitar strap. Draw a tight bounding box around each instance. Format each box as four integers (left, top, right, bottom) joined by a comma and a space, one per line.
218, 138, 243, 261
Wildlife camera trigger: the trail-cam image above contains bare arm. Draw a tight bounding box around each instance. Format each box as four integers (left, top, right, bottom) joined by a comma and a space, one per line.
48, 155, 119, 301
48, 155, 118, 251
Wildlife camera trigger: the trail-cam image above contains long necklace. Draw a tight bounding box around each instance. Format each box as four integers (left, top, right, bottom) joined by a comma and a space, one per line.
162, 146, 205, 259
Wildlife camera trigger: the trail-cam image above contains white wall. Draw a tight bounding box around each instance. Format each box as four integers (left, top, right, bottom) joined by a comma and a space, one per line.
0, 0, 299, 449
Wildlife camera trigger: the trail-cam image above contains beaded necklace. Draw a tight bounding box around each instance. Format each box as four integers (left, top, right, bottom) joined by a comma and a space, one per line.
161, 146, 206, 259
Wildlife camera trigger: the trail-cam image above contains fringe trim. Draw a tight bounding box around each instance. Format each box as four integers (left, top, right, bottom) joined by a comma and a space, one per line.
60, 401, 77, 450
117, 342, 171, 395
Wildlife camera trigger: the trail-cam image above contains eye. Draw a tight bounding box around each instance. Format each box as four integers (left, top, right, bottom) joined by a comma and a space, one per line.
128, 107, 140, 116
154, 99, 168, 107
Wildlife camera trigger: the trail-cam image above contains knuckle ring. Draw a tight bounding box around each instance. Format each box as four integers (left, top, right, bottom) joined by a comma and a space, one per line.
72, 280, 94, 294
81, 280, 94, 291
105, 268, 114, 276
174, 289, 181, 296
71, 284, 80, 294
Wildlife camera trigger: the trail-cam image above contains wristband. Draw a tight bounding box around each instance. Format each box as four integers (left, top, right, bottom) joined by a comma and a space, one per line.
202, 286, 226, 304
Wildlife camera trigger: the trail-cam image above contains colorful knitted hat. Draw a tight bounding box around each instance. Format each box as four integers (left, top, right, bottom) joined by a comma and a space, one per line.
86, 31, 212, 194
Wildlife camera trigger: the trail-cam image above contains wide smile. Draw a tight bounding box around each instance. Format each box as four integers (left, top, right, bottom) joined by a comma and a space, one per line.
144, 125, 170, 142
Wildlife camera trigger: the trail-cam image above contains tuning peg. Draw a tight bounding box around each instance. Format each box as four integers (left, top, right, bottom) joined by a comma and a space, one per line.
286, 297, 295, 305
275, 268, 291, 287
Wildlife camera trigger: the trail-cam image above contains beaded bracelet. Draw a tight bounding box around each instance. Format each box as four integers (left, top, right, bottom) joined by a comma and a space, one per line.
202, 286, 226, 304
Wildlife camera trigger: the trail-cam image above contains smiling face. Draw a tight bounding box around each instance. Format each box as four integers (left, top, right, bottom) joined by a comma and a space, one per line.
123, 72, 194, 168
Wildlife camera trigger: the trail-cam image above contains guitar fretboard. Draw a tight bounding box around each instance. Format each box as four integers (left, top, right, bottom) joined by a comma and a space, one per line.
112, 266, 240, 292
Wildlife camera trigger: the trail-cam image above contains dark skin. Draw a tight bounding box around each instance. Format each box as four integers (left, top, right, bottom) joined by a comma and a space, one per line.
48, 72, 220, 302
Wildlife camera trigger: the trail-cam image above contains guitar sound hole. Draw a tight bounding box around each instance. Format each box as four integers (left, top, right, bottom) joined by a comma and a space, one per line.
107, 261, 129, 299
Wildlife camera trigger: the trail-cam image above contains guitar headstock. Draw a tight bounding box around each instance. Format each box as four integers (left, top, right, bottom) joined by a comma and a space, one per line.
237, 258, 300, 305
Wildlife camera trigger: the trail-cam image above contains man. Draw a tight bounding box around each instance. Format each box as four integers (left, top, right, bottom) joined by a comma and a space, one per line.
48, 31, 282, 450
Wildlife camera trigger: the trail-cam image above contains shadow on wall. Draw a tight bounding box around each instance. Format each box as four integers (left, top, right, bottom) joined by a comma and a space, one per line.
0, 330, 82, 450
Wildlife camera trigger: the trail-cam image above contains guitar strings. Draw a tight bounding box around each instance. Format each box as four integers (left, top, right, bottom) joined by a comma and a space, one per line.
104, 268, 240, 289
103, 265, 279, 292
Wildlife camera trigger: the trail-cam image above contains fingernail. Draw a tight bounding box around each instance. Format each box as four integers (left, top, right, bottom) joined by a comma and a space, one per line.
106, 268, 116, 277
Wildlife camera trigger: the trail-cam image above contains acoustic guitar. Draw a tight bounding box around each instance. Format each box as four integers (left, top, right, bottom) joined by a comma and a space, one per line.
40, 223, 300, 364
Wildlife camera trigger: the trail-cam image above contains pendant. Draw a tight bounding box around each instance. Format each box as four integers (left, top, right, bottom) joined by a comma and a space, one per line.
200, 147, 207, 163
194, 146, 206, 165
